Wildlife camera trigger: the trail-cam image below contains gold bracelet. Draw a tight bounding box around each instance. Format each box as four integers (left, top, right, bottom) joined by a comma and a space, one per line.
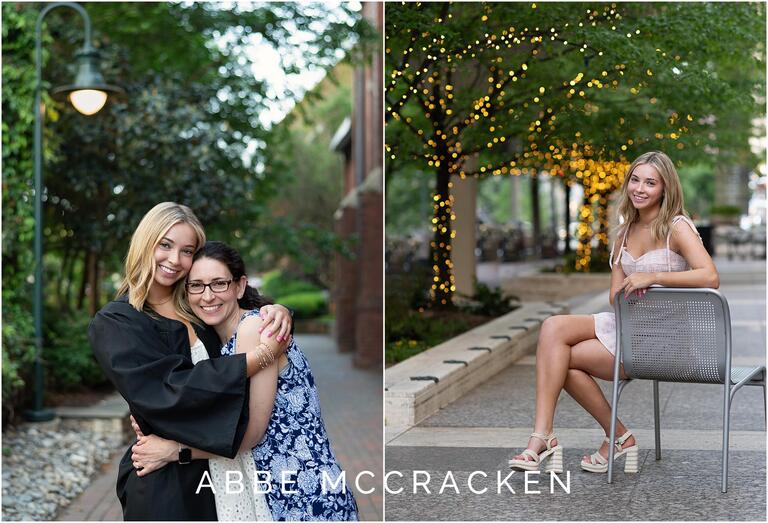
256, 343, 274, 370
262, 343, 276, 366
255, 344, 266, 369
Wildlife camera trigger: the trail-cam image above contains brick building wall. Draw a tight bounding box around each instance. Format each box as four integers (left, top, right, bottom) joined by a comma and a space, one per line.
331, 2, 382, 368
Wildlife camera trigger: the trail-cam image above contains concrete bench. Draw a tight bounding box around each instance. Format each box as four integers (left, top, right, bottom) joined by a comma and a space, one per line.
385, 301, 568, 428
54, 392, 130, 441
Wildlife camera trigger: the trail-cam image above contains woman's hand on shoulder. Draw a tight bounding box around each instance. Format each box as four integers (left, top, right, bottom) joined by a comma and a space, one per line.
259, 330, 291, 355
258, 304, 292, 342
236, 314, 291, 355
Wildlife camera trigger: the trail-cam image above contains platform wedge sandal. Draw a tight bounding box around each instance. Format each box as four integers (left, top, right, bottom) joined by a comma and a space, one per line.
581, 430, 639, 473
509, 432, 563, 473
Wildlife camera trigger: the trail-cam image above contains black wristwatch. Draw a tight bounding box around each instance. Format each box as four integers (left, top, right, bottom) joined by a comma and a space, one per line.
178, 444, 191, 465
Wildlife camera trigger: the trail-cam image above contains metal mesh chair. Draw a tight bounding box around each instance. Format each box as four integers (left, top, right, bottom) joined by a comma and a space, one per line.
607, 288, 766, 492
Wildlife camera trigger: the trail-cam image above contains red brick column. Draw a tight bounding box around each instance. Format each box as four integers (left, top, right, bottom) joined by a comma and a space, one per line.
354, 172, 383, 368
334, 198, 358, 353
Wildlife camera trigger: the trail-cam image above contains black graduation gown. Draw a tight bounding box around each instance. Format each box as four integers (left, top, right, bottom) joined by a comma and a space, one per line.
89, 297, 250, 521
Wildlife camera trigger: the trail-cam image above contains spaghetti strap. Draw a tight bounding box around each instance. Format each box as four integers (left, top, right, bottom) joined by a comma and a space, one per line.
672, 215, 702, 241
621, 224, 631, 249
666, 219, 675, 271
609, 224, 631, 269
667, 215, 702, 270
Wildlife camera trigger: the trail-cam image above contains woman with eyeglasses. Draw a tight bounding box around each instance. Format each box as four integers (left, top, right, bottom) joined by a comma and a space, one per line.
128, 241, 359, 521
89, 202, 294, 521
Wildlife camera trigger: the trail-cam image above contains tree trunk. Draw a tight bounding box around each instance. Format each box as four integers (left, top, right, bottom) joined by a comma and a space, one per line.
87, 250, 100, 317
430, 156, 454, 309
56, 248, 69, 309
77, 250, 88, 310
564, 180, 572, 255
575, 193, 593, 271
530, 173, 541, 257
428, 76, 455, 309
595, 194, 610, 267
65, 252, 79, 309
548, 175, 558, 254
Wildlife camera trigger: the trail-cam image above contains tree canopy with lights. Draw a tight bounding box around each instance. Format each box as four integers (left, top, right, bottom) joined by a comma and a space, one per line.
385, 2, 765, 306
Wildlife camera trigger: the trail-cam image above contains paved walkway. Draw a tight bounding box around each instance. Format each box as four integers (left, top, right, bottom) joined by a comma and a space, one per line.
386, 258, 766, 520
57, 334, 383, 521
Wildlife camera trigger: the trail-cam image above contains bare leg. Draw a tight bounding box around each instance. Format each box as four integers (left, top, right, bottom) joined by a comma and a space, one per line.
512, 315, 600, 461
565, 340, 636, 461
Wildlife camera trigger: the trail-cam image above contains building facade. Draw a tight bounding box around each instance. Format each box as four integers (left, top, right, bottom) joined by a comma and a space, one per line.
331, 2, 383, 368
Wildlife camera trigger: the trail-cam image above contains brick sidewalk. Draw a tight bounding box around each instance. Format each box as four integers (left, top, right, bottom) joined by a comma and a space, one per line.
56, 334, 383, 521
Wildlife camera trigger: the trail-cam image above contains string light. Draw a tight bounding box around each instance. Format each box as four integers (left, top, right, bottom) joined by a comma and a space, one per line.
385, 2, 692, 301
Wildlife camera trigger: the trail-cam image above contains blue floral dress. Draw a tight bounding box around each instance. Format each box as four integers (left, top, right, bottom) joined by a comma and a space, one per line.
221, 310, 359, 521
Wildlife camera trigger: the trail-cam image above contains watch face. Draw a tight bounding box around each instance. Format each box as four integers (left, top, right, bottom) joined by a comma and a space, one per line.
179, 447, 192, 464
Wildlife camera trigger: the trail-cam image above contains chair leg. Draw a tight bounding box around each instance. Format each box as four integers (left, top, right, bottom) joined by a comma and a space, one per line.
617, 379, 630, 405
653, 380, 661, 461
607, 352, 623, 484
762, 382, 766, 430
721, 383, 731, 493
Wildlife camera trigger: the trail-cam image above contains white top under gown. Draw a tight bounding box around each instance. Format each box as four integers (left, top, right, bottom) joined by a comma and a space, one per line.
593, 215, 702, 357
190, 339, 273, 522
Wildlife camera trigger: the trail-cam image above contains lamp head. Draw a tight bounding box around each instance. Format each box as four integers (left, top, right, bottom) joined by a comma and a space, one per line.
52, 47, 123, 116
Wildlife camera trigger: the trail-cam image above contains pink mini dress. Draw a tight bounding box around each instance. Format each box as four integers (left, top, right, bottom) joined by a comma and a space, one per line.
593, 215, 702, 356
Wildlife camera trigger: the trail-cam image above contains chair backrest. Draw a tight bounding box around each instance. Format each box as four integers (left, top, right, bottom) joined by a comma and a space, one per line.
615, 288, 731, 384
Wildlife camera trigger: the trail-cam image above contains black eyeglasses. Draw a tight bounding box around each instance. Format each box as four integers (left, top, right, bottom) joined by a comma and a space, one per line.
185, 279, 233, 294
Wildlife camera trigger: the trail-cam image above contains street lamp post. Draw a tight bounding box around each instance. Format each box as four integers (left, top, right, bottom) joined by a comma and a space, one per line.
24, 2, 122, 422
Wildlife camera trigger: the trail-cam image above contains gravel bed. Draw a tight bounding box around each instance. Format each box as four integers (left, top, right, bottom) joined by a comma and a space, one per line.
1, 418, 124, 521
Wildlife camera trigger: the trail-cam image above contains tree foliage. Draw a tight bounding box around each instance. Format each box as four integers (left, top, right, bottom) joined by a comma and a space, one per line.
385, 2, 765, 304
1, 1, 367, 417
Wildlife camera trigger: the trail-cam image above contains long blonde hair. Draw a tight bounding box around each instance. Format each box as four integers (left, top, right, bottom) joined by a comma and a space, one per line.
116, 202, 206, 324
616, 151, 687, 242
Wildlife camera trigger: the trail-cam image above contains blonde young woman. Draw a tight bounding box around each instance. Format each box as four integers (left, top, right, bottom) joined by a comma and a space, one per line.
89, 202, 293, 521
509, 151, 719, 474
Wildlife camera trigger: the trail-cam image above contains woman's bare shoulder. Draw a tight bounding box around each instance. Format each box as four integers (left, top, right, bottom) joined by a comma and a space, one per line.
670, 216, 701, 244
238, 312, 265, 335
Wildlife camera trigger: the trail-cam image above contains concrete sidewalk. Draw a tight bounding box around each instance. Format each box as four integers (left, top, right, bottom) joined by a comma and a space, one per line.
386, 258, 766, 521
57, 334, 383, 521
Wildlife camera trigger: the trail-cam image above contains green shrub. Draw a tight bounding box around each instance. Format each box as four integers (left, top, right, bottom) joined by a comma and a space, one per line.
385, 262, 431, 311
385, 274, 519, 365
277, 291, 328, 320
2, 287, 36, 422
258, 271, 328, 320
386, 339, 431, 365
710, 204, 742, 217
457, 282, 518, 316
385, 308, 480, 365
260, 270, 322, 299
43, 307, 109, 389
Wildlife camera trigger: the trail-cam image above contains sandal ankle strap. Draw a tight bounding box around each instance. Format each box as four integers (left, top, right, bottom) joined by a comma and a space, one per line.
615, 430, 633, 445
605, 430, 633, 446
530, 431, 557, 449
605, 430, 634, 452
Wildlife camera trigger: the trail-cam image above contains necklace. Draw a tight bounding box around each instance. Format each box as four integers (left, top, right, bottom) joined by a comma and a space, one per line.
147, 295, 173, 307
